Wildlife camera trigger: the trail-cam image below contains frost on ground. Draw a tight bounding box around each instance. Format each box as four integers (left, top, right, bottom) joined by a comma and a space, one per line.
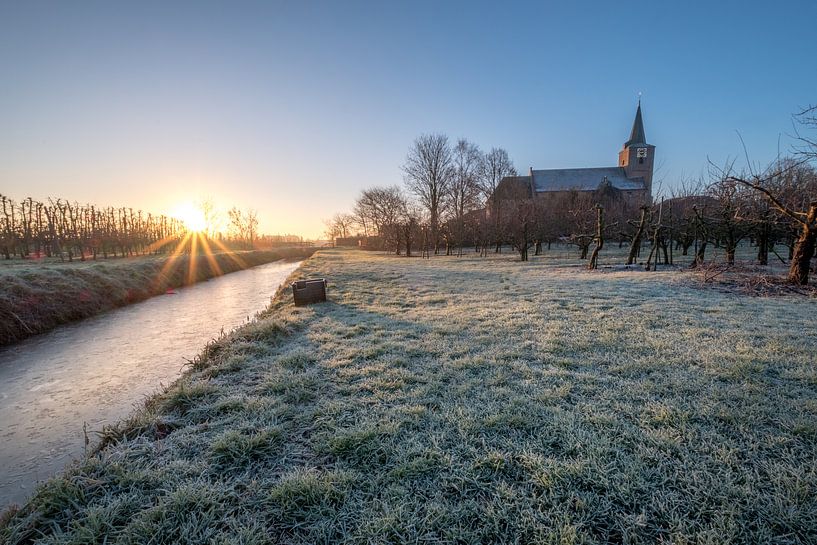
2, 248, 816, 544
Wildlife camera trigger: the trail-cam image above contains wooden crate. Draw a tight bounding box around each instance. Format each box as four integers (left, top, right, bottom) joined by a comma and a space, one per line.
291, 278, 327, 306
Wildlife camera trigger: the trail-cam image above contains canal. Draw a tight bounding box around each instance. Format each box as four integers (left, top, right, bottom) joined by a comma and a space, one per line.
0, 259, 302, 508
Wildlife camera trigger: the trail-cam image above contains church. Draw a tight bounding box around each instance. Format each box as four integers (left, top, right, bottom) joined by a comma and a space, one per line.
495, 103, 654, 210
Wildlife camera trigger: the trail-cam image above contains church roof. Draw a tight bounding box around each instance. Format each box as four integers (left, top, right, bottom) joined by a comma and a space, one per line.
624, 102, 647, 146
531, 167, 646, 192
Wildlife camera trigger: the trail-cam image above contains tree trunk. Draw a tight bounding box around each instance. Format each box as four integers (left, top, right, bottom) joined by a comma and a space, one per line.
692, 241, 707, 268
787, 202, 817, 285
627, 206, 649, 265
788, 231, 815, 285
757, 225, 769, 266
588, 205, 604, 270
645, 202, 663, 271
518, 222, 529, 262
725, 246, 735, 266
689, 207, 709, 269
681, 236, 693, 256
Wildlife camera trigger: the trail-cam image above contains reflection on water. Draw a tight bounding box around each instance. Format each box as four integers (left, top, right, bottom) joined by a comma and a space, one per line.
0, 259, 301, 509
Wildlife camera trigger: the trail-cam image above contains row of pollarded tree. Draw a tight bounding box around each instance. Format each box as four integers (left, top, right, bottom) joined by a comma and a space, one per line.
0, 195, 276, 260
326, 105, 817, 284
0, 195, 186, 261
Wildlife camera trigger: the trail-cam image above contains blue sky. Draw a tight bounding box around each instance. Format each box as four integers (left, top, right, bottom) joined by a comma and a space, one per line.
1, 0, 816, 237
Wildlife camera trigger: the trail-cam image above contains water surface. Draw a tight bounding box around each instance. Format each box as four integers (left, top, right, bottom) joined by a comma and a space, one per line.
0, 259, 301, 508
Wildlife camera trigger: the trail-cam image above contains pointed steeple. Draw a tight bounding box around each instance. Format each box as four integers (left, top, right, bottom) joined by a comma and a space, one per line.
624, 101, 646, 147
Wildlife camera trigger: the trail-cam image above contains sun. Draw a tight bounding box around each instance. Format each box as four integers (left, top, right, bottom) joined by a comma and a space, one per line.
172, 201, 207, 233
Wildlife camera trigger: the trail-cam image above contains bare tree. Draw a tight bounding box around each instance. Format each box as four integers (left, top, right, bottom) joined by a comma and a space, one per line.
503, 198, 536, 261
481, 148, 517, 196
352, 201, 371, 237
667, 179, 710, 257
402, 203, 424, 257
245, 210, 258, 248
449, 139, 484, 255
563, 192, 597, 260
199, 197, 221, 240
626, 206, 650, 265
705, 173, 751, 266
728, 163, 817, 284
355, 186, 407, 253
588, 205, 605, 270
714, 105, 817, 283
403, 134, 453, 254
228, 207, 259, 249
741, 188, 775, 265
793, 105, 817, 160
690, 204, 712, 269
324, 213, 356, 243
491, 175, 536, 260
480, 148, 517, 251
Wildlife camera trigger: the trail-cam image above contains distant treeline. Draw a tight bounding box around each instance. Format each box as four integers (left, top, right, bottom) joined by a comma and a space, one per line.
0, 195, 185, 261
0, 195, 313, 262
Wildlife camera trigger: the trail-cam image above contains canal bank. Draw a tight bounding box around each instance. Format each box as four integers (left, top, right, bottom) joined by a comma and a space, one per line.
0, 258, 305, 508
0, 247, 315, 346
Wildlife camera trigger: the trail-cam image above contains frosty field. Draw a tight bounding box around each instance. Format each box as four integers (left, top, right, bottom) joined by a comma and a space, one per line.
3, 248, 816, 544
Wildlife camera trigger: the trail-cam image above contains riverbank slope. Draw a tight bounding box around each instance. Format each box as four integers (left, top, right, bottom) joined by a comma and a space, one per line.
0, 248, 315, 346
2, 248, 816, 543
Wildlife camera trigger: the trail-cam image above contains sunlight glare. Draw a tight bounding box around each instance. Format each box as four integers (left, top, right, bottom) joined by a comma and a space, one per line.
173, 202, 207, 233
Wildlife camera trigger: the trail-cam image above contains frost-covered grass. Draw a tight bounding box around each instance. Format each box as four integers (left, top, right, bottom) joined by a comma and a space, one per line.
0, 248, 314, 346
2, 248, 816, 544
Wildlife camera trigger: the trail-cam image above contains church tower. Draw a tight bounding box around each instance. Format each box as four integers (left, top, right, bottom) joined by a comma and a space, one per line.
618, 101, 655, 196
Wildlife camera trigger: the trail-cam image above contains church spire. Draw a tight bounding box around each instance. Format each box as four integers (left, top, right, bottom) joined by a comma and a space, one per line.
625, 101, 646, 146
